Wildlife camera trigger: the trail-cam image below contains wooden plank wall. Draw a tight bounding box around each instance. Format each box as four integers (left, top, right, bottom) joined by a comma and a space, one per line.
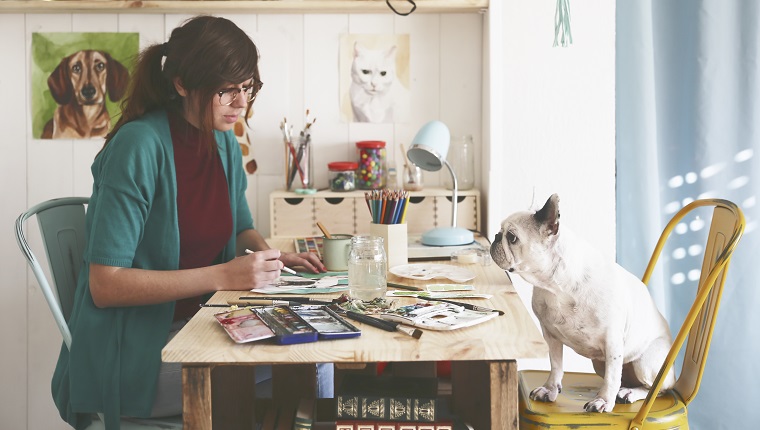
0, 11, 483, 429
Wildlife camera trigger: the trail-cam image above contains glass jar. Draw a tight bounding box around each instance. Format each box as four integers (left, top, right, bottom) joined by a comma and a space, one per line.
443, 135, 475, 191
328, 161, 358, 192
356, 140, 387, 190
347, 235, 387, 301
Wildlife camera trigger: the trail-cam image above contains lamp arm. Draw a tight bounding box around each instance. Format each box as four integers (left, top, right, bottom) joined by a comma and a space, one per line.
442, 159, 458, 228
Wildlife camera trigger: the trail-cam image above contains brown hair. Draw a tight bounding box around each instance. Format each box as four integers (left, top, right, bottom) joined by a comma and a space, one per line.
103, 15, 260, 152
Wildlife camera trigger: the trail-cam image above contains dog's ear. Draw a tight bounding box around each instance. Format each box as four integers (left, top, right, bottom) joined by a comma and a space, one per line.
47, 56, 73, 105
104, 53, 130, 102
534, 194, 560, 236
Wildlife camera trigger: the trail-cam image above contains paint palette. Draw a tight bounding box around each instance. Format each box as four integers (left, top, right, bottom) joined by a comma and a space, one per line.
389, 263, 476, 283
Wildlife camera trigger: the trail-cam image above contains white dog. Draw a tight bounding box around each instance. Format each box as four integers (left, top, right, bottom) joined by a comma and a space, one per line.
490, 194, 675, 412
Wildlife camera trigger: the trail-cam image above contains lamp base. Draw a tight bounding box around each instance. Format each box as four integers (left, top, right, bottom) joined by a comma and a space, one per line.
420, 227, 475, 247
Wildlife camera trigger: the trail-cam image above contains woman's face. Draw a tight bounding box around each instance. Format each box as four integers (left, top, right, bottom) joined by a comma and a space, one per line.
211, 78, 255, 132
175, 78, 255, 132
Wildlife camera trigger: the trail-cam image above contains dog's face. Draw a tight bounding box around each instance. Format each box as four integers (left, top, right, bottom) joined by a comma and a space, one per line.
47, 49, 129, 107
490, 194, 561, 274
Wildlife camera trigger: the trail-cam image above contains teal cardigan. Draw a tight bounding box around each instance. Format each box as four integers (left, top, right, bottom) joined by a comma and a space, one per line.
52, 110, 254, 429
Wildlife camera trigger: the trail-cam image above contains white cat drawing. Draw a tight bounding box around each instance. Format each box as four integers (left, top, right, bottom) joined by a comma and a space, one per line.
349, 42, 409, 123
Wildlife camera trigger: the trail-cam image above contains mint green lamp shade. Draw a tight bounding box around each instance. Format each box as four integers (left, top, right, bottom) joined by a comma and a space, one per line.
407, 121, 474, 247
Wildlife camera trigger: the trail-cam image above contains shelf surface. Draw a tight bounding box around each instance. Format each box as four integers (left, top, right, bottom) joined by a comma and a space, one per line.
0, 0, 489, 14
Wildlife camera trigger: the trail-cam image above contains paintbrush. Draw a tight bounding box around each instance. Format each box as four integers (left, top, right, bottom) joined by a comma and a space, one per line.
344, 311, 422, 339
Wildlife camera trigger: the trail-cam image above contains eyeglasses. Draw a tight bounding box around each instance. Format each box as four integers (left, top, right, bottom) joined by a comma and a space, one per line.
217, 80, 263, 106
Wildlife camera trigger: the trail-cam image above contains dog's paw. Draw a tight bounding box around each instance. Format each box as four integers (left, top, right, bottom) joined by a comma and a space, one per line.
584, 397, 614, 413
616, 387, 648, 404
529, 384, 561, 402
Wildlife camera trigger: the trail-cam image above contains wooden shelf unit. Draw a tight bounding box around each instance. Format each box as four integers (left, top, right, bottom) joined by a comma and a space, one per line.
0, 0, 489, 14
269, 187, 480, 238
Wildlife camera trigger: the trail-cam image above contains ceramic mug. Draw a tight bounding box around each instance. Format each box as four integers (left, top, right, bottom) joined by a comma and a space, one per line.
322, 234, 353, 271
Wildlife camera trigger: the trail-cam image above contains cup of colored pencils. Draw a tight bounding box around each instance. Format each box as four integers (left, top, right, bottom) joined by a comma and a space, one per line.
366, 190, 409, 268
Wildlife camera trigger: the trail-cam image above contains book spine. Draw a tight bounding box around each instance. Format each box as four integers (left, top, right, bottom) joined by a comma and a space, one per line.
335, 421, 453, 430
336, 396, 438, 422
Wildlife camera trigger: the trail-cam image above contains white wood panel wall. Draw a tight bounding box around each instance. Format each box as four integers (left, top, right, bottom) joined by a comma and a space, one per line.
0, 11, 483, 429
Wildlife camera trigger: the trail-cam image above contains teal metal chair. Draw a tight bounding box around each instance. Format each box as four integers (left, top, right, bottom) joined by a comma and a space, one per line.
15, 197, 182, 429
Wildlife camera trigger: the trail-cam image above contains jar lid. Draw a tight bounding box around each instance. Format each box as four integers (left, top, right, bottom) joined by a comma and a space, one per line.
356, 140, 386, 149
328, 161, 359, 171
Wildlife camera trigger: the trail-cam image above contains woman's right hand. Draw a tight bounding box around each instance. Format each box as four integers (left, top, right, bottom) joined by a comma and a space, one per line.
221, 248, 284, 290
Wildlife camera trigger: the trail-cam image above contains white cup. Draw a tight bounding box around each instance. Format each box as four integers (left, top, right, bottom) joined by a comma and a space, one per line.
322, 234, 353, 271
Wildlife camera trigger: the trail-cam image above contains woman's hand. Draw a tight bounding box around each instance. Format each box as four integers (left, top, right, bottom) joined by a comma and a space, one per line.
223, 248, 285, 290
279, 251, 326, 274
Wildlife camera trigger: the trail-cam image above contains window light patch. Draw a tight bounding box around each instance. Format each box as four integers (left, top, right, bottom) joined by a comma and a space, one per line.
672, 247, 687, 259
668, 175, 684, 188
665, 201, 682, 214
688, 269, 701, 281
728, 176, 749, 190
700, 163, 725, 179
675, 222, 688, 234
671, 272, 686, 285
734, 148, 753, 163
743, 196, 756, 208
688, 245, 703, 256
685, 172, 698, 184
690, 218, 705, 231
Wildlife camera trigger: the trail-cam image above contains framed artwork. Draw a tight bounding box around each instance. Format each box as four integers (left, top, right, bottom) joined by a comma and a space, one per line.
340, 33, 411, 124
31, 32, 139, 139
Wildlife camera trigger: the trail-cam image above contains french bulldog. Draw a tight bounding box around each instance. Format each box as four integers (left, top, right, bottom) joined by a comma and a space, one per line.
490, 194, 675, 412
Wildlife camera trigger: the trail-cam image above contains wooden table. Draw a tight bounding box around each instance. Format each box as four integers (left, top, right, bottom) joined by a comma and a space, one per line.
162, 238, 547, 430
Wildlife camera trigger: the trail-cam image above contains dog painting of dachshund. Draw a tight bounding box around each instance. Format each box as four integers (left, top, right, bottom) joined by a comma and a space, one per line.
42, 50, 129, 139
32, 32, 138, 140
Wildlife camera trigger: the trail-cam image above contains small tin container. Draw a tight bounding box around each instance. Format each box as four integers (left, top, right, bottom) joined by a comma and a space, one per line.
356, 140, 387, 190
328, 161, 358, 192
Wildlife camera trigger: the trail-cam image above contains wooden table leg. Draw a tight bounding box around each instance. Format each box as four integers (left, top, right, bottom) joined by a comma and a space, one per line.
451, 360, 518, 430
182, 365, 213, 430
212, 365, 257, 429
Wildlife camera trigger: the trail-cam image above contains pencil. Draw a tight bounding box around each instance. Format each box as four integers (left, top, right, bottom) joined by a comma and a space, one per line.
244, 249, 303, 277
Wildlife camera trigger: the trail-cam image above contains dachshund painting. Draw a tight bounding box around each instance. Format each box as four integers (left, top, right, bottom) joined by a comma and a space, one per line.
41, 50, 129, 139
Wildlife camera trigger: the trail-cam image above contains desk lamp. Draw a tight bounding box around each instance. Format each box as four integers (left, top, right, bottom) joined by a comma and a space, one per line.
406, 120, 475, 246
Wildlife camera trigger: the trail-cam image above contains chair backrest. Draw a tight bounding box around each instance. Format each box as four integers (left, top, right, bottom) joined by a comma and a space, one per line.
15, 197, 88, 350
630, 199, 745, 429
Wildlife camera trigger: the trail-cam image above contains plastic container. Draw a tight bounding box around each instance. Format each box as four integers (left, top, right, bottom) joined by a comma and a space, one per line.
347, 235, 387, 301
328, 161, 358, 192
356, 140, 387, 190
443, 135, 475, 191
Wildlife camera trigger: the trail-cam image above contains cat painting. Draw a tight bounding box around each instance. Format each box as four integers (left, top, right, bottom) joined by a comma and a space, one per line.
349, 41, 410, 123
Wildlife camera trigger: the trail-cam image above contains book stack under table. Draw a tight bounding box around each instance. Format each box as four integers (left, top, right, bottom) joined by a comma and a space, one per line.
334, 374, 470, 430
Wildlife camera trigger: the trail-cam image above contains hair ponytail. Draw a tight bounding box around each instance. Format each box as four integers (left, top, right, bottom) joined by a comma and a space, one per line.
103, 43, 178, 149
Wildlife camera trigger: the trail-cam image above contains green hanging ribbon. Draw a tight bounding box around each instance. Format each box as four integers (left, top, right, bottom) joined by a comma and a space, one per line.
554, 0, 573, 47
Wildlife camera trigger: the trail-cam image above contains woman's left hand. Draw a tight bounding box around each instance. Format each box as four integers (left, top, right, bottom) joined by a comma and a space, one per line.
280, 251, 326, 274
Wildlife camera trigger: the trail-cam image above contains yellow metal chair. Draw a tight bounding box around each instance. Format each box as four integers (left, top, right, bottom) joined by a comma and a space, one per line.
518, 199, 745, 430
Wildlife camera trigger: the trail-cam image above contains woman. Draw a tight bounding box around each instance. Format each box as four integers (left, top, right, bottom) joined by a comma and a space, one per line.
51, 16, 326, 429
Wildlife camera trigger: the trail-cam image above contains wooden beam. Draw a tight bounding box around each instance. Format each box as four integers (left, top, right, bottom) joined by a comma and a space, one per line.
0, 0, 489, 14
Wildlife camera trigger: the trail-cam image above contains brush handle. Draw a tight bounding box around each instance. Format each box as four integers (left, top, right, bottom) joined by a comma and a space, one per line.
345, 311, 396, 332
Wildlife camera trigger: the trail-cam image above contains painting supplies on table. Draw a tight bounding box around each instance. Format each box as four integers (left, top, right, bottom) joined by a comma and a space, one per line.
378, 302, 499, 330
421, 297, 505, 315
386, 290, 493, 300
291, 305, 361, 340
294, 236, 323, 259
343, 311, 422, 339
386, 281, 424, 291
365, 189, 410, 224
238, 296, 338, 305
226, 299, 301, 307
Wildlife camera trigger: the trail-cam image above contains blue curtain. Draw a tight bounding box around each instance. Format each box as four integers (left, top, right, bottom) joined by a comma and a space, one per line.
617, 1, 759, 428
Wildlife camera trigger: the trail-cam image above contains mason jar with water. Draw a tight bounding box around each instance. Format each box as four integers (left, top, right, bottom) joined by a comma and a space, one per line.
347, 236, 387, 301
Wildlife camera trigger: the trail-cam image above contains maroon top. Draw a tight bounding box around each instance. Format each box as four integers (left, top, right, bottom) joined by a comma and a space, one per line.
169, 112, 233, 321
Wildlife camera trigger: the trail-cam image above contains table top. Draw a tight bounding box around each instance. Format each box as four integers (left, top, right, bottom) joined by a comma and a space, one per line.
162, 238, 547, 365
